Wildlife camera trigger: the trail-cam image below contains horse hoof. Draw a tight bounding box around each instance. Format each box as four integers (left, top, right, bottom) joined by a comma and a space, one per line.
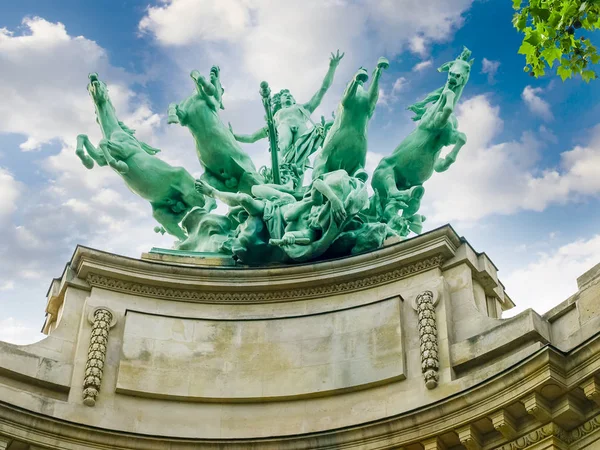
114, 161, 129, 174
80, 156, 94, 169
76, 151, 94, 169
377, 57, 390, 70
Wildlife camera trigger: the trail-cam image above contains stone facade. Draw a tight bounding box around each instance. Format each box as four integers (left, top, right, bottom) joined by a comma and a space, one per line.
0, 225, 599, 449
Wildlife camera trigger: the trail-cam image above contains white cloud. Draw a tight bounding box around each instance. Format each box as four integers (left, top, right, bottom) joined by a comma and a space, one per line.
0, 18, 174, 342
0, 17, 154, 151
63, 198, 93, 214
0, 317, 44, 345
409, 35, 427, 56
14, 225, 46, 250
504, 234, 600, 315
481, 57, 500, 84
422, 95, 600, 224
139, 0, 251, 45
376, 88, 390, 108
139, 0, 473, 111
413, 59, 433, 72
19, 137, 42, 151
0, 168, 20, 222
392, 77, 408, 94
522, 85, 553, 121
0, 281, 15, 291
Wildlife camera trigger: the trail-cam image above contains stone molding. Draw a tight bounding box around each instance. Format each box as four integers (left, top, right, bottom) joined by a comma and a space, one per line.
499, 414, 600, 449
83, 307, 116, 407
85, 255, 445, 304
498, 422, 570, 449
0, 344, 599, 449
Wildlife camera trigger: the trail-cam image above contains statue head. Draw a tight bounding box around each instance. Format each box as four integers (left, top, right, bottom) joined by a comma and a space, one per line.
272, 89, 296, 114
438, 47, 473, 94
87, 73, 110, 106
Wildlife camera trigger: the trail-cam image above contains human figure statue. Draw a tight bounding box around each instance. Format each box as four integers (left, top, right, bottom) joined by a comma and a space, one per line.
272, 169, 369, 262
229, 51, 344, 179
371, 47, 472, 234
194, 179, 299, 263
312, 57, 388, 180
168, 66, 263, 195
74, 73, 213, 241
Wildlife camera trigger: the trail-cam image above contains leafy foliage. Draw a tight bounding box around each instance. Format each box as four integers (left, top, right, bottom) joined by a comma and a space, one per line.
513, 0, 600, 81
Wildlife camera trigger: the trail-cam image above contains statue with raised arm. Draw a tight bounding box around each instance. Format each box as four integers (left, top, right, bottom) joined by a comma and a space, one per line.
168, 66, 264, 194
72, 46, 473, 265
75, 73, 214, 241
371, 47, 473, 235
230, 51, 344, 182
312, 57, 388, 180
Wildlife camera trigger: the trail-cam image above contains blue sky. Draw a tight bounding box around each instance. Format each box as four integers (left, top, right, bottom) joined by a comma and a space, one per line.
1, 0, 599, 343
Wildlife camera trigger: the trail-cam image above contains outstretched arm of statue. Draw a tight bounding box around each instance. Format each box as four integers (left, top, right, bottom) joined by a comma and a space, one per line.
434, 130, 466, 173
313, 179, 346, 224
195, 179, 265, 216
304, 50, 344, 114
228, 123, 268, 143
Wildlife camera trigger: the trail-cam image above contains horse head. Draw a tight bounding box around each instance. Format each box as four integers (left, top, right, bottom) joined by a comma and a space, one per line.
210, 66, 225, 110
438, 47, 473, 103
407, 47, 473, 123
87, 73, 111, 108
189, 66, 225, 111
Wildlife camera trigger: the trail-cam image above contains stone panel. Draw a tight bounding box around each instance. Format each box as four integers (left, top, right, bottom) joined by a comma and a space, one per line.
117, 297, 405, 400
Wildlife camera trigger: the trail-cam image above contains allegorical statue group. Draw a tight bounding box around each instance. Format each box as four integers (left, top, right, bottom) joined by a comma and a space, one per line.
75, 47, 474, 264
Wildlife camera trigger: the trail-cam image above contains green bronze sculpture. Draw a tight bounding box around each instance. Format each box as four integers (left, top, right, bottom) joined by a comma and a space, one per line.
168, 66, 264, 194
195, 180, 297, 264
75, 73, 213, 241
271, 169, 369, 262
312, 57, 388, 180
230, 51, 344, 183
371, 47, 472, 233
73, 46, 472, 265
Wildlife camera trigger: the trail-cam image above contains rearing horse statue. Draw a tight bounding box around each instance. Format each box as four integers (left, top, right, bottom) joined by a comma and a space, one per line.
75, 73, 213, 241
168, 66, 263, 194
371, 47, 473, 228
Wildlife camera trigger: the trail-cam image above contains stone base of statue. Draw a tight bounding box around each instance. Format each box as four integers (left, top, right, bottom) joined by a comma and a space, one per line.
1, 225, 600, 449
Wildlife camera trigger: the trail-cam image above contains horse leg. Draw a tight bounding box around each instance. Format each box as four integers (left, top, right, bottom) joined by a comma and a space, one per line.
376, 165, 403, 200
169, 167, 215, 211
152, 204, 188, 241
82, 136, 108, 166
75, 135, 97, 169
434, 130, 466, 173
99, 140, 129, 174
368, 60, 388, 114
433, 90, 456, 128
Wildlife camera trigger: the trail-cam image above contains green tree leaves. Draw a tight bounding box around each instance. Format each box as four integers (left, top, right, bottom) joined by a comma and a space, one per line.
513, 0, 600, 81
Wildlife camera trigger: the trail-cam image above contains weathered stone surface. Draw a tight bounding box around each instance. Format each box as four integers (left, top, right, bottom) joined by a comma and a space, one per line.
0, 225, 598, 449
117, 297, 405, 400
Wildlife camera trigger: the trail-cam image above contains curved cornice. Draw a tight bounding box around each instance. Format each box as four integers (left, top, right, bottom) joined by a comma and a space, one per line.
73, 226, 460, 304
